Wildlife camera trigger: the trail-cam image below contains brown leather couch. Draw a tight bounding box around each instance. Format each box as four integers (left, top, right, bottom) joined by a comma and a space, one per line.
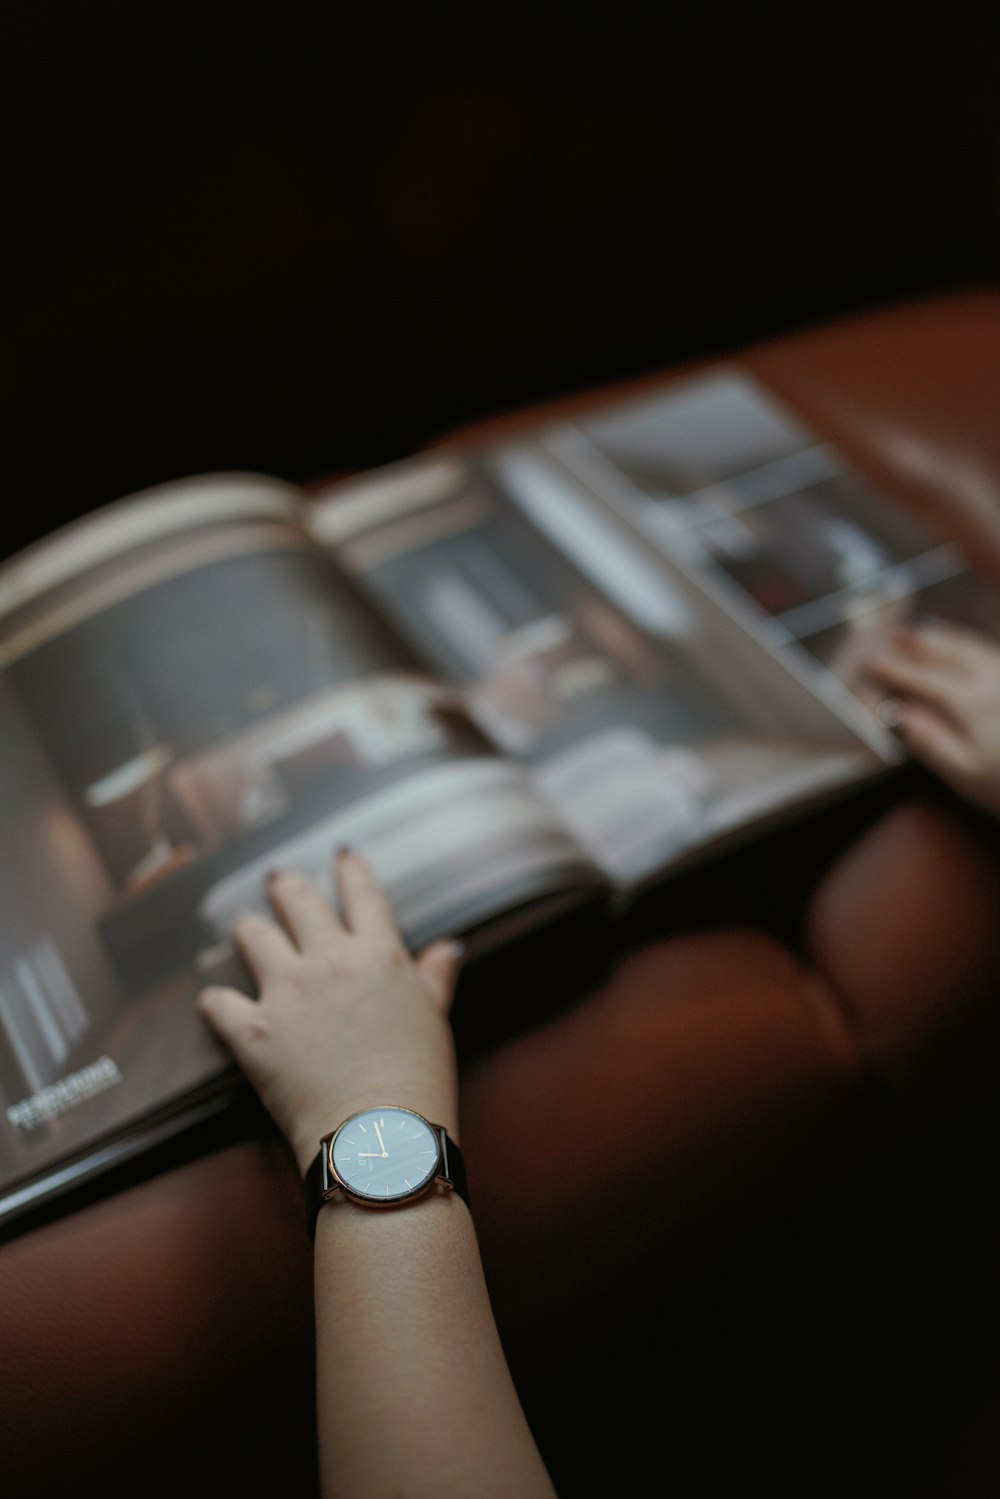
4, 291, 1000, 1499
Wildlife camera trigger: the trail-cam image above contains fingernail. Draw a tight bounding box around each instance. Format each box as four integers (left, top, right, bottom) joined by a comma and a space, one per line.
444, 939, 466, 963
265, 868, 283, 884
875, 697, 904, 730
335, 844, 354, 859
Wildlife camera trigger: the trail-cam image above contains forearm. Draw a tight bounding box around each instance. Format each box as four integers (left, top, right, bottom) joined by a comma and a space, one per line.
313, 1193, 556, 1499
198, 858, 554, 1496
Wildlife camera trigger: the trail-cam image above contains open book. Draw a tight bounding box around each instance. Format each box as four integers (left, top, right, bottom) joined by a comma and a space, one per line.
3, 367, 998, 1228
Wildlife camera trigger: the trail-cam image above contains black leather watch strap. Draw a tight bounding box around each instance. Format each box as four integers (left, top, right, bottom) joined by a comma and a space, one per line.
303, 1147, 327, 1240
304, 1120, 470, 1241
437, 1128, 469, 1210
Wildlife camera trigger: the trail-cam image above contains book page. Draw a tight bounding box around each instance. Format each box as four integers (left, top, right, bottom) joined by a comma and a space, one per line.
311, 447, 884, 893
0, 475, 603, 1222
545, 367, 995, 732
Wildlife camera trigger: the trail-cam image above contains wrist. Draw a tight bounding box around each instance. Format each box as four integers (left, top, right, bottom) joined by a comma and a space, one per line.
292, 1127, 329, 1179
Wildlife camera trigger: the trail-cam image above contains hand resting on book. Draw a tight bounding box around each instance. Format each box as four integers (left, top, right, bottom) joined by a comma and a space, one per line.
196, 849, 463, 1176
862, 620, 1000, 819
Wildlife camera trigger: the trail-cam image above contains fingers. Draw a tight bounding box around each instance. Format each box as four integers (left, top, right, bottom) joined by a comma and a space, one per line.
233, 854, 451, 1007
888, 621, 955, 664
414, 938, 466, 1013
889, 619, 993, 677
335, 846, 405, 945
239, 855, 409, 966
266, 867, 344, 950
862, 650, 960, 716
230, 911, 298, 990
891, 701, 975, 784
197, 983, 261, 1061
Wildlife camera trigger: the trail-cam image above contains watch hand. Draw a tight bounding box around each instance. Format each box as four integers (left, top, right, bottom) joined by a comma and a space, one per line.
357, 1151, 383, 1157
373, 1119, 387, 1154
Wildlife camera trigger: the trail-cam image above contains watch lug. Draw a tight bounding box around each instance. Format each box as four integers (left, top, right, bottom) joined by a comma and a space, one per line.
319, 1136, 339, 1200
436, 1126, 453, 1188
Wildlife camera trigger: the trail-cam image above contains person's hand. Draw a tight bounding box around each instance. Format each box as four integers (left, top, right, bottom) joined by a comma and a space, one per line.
197, 849, 464, 1176
822, 596, 910, 699
861, 619, 1000, 818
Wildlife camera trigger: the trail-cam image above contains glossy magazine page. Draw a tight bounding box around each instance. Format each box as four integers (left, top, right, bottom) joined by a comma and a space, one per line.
310, 429, 887, 894
0, 476, 602, 1227
543, 366, 999, 730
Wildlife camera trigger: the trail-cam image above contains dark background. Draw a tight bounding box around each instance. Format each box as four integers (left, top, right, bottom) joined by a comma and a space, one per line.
3, 6, 999, 555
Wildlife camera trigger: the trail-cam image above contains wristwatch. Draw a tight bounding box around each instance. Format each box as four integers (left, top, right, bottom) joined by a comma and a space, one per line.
304, 1105, 469, 1240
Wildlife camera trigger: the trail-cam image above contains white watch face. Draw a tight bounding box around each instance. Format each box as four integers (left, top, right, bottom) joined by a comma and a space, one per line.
329, 1107, 441, 1204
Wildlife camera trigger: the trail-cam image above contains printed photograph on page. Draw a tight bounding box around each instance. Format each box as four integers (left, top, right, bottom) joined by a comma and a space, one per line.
319, 449, 883, 891
539, 368, 979, 728
0, 482, 595, 1211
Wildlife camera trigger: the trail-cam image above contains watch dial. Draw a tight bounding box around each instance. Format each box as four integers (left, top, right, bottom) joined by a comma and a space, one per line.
330, 1107, 441, 1203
